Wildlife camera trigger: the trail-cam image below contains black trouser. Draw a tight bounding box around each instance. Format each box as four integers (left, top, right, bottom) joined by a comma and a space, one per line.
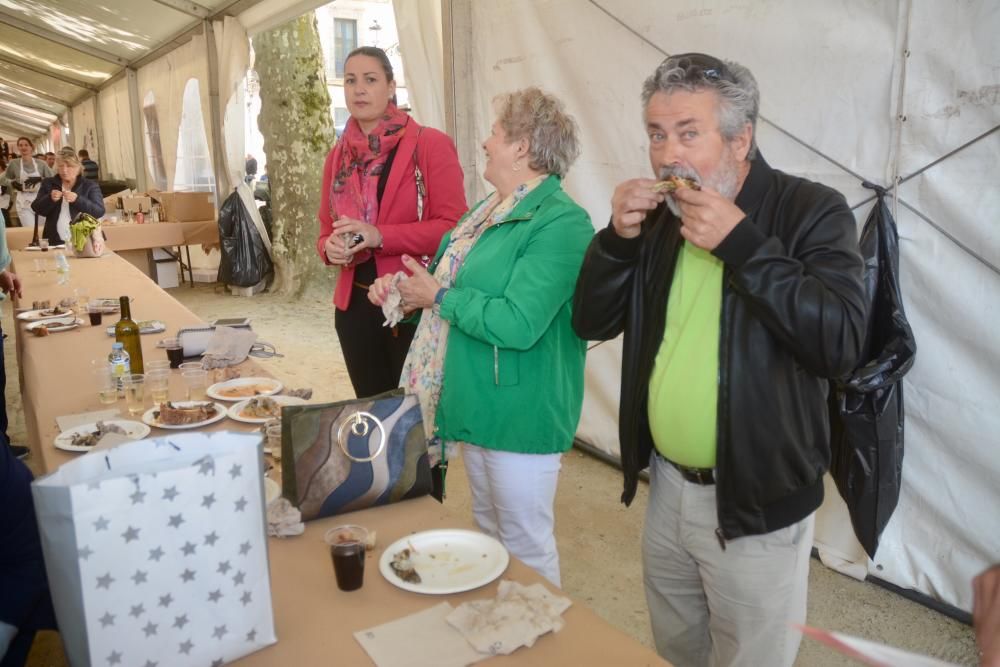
1, 324, 8, 448
0, 594, 57, 667
334, 259, 416, 399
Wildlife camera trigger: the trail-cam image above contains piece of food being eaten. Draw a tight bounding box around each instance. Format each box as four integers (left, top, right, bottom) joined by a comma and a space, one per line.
651, 175, 701, 193
155, 402, 217, 425
389, 548, 421, 584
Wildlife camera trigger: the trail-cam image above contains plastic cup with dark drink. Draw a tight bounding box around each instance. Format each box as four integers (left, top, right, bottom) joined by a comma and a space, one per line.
163, 338, 183, 368
87, 303, 103, 326
324, 525, 368, 591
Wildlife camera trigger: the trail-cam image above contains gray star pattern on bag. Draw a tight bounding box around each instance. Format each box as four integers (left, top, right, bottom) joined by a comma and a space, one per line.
240, 590, 252, 606
129, 603, 145, 618
229, 463, 242, 479
142, 621, 158, 637
79, 545, 93, 560
93, 516, 110, 531
99, 612, 115, 628
211, 660, 223, 667
167, 513, 184, 528
246, 628, 256, 642
143, 661, 158, 667
217, 560, 232, 575
148, 546, 165, 562
232, 571, 246, 586
158, 593, 173, 608
162, 486, 179, 501
180, 568, 196, 583
239, 541, 251, 555
178, 639, 194, 655
197, 457, 215, 476
87, 480, 101, 490
181, 541, 197, 556
204, 531, 220, 546
202, 493, 216, 508
122, 526, 140, 543
173, 614, 189, 629
129, 489, 146, 505
208, 589, 223, 603
96, 573, 114, 590
212, 625, 227, 639
131, 570, 148, 585
234, 496, 248, 512
107, 650, 122, 665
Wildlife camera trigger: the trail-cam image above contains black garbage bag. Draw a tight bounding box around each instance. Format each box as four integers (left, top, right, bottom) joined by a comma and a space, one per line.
217, 189, 273, 287
829, 181, 917, 558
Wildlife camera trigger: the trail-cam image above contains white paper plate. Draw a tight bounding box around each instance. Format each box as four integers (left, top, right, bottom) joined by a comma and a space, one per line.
141, 401, 227, 430
26, 316, 82, 333
17, 308, 75, 322
207, 377, 283, 402
264, 477, 280, 504
379, 529, 510, 595
24, 244, 66, 251
54, 420, 151, 453
227, 395, 306, 424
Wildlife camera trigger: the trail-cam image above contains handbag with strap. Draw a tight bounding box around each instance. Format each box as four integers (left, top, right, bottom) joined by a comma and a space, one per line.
280, 390, 432, 521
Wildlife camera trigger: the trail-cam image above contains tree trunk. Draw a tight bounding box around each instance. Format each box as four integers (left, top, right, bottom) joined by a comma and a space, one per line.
253, 14, 336, 297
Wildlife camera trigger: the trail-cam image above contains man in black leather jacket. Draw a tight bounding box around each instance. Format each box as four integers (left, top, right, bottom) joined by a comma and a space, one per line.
572, 53, 866, 666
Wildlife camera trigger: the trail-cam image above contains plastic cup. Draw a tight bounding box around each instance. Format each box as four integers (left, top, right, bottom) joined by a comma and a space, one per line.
146, 359, 171, 372
163, 338, 184, 369
93, 367, 117, 405
266, 424, 283, 460
178, 361, 204, 371
39, 239, 49, 252
122, 374, 145, 415
324, 525, 369, 591
147, 369, 170, 404
87, 303, 103, 326
182, 369, 208, 400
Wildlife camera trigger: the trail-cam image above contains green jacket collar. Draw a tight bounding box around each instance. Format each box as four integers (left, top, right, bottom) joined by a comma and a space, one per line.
501, 174, 562, 223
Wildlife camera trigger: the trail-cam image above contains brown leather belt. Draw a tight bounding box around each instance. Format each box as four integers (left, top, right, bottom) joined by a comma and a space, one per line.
667, 459, 715, 485
352, 281, 370, 290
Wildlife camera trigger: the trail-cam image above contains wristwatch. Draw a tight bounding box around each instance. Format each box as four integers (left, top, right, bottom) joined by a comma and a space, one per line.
434, 288, 448, 306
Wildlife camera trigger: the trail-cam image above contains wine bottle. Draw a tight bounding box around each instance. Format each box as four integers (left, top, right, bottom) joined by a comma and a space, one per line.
115, 296, 144, 374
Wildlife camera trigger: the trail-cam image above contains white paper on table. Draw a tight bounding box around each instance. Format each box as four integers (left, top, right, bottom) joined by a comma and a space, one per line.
797, 625, 960, 666
355, 602, 489, 667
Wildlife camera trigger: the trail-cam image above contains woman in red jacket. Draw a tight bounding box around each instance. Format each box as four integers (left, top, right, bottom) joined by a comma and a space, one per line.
317, 46, 466, 398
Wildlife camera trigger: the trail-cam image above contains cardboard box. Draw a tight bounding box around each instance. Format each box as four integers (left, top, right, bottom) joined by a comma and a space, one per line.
149, 191, 216, 222
121, 195, 151, 214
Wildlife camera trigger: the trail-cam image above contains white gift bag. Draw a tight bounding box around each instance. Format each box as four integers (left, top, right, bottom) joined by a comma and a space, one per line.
31, 432, 277, 667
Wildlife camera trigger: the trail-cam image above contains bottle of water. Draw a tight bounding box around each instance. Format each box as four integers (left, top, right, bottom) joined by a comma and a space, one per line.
55, 251, 70, 285
108, 342, 131, 397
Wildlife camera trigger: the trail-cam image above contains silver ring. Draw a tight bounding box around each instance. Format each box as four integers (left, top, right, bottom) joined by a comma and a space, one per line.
337, 411, 386, 462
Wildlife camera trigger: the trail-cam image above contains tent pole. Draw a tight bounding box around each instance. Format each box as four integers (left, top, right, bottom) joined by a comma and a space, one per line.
125, 69, 148, 192
440, 0, 480, 200
204, 19, 230, 207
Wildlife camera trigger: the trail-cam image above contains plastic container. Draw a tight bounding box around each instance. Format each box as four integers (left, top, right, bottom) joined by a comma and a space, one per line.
108, 342, 131, 396
55, 252, 70, 285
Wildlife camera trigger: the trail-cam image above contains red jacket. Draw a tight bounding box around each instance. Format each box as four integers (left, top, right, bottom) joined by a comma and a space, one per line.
317, 117, 467, 310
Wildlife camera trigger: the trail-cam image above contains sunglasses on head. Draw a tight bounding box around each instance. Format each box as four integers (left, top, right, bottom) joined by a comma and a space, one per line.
669, 52, 735, 84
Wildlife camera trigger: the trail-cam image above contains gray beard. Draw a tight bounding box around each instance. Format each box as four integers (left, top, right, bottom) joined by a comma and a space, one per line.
660, 153, 740, 218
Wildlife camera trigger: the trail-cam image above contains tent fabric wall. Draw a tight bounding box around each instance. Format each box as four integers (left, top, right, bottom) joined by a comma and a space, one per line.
214, 16, 252, 196
70, 97, 99, 161
416, 0, 1000, 613
393, 0, 446, 130
97, 77, 135, 181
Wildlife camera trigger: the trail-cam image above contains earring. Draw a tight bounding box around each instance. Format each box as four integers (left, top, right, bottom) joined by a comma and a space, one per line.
512, 159, 521, 172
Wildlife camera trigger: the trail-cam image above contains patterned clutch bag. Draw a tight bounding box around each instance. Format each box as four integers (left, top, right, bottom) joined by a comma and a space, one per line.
280, 390, 431, 521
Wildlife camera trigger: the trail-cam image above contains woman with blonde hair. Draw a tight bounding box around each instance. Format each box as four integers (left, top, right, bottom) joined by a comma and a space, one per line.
370, 87, 593, 586
31, 148, 105, 246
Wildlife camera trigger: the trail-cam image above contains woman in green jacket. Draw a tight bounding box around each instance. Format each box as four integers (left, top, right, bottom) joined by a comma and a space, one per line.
369, 88, 593, 586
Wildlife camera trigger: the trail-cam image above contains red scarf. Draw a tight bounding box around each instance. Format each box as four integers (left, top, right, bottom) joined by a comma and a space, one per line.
331, 103, 409, 226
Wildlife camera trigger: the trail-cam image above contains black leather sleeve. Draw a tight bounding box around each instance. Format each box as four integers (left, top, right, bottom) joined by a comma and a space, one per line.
571, 221, 642, 341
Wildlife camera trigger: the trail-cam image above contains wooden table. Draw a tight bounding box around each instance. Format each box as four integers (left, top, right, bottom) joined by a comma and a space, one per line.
10, 250, 668, 666
6, 219, 218, 286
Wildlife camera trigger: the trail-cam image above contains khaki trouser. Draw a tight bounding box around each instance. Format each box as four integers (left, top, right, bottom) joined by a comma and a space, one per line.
643, 453, 815, 667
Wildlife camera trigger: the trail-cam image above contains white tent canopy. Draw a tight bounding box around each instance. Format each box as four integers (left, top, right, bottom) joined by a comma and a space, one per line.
0, 0, 995, 617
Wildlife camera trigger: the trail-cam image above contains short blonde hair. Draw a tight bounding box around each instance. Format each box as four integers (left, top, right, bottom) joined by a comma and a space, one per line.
56, 148, 81, 169
494, 87, 580, 178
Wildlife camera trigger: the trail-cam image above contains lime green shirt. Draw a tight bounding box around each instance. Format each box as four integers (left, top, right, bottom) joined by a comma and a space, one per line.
647, 241, 724, 468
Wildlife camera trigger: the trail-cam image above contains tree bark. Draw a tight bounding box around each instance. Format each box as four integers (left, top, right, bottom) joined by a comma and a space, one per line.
253, 14, 336, 297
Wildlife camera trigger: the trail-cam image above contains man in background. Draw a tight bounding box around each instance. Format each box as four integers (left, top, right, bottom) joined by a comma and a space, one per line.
43, 153, 55, 171
78, 149, 99, 181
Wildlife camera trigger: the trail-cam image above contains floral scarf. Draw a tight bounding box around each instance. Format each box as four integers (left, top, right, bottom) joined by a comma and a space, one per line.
330, 103, 409, 226
400, 176, 546, 464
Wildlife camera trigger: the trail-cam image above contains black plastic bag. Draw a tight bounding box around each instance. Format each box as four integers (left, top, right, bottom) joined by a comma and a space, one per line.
217, 189, 272, 287
829, 182, 917, 558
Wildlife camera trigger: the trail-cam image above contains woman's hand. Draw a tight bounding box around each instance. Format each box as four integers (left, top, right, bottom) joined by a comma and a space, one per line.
323, 230, 351, 265
50, 189, 63, 202
333, 217, 382, 253
368, 273, 395, 306
63, 190, 78, 204
398, 255, 440, 310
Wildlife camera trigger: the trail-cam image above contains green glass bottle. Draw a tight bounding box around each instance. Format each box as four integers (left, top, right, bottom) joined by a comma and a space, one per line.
115, 296, 144, 374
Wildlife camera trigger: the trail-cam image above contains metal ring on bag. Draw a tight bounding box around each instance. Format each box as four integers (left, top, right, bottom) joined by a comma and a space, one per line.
337, 411, 386, 462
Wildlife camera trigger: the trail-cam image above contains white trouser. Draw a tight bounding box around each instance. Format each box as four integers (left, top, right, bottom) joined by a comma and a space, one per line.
643, 453, 815, 667
462, 444, 562, 587
14, 194, 37, 227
